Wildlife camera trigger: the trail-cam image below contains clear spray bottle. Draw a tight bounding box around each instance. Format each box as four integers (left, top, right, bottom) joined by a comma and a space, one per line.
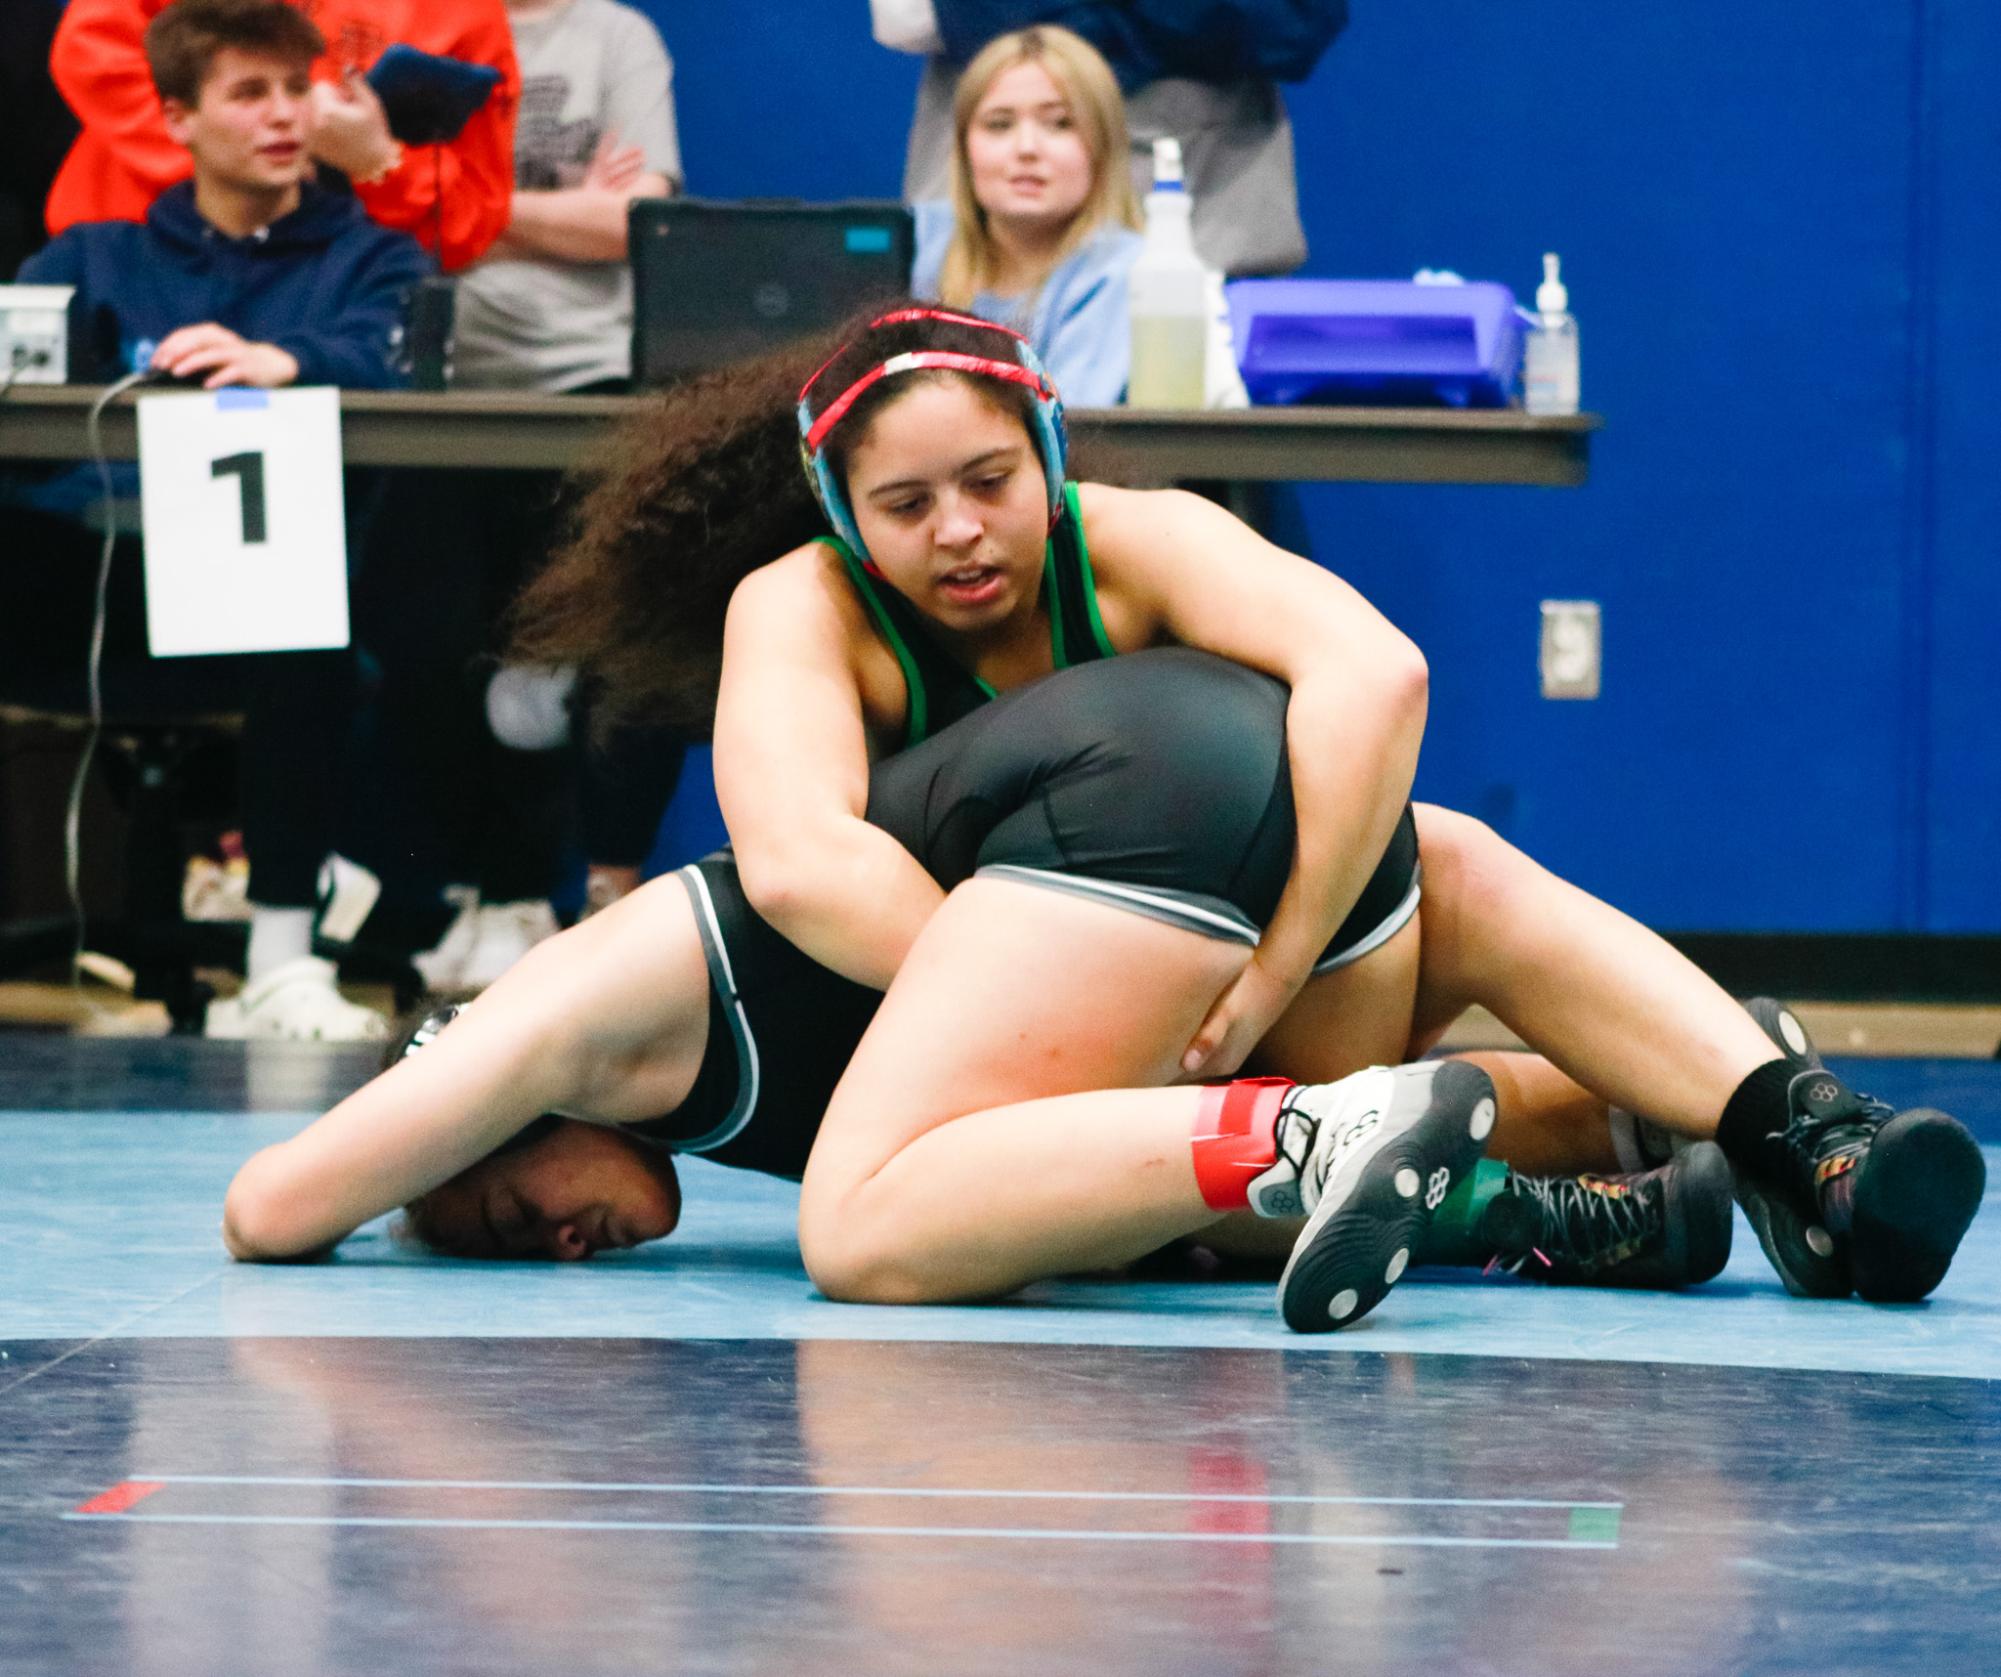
1522, 252, 1580, 416
1126, 137, 1208, 408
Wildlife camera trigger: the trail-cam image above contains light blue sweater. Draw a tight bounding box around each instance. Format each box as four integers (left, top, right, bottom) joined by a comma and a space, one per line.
911, 200, 1143, 408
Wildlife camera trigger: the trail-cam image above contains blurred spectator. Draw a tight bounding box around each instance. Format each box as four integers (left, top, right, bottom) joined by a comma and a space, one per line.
362, 0, 687, 990
0, 0, 77, 280
11, 0, 431, 1039
453, 0, 678, 390
911, 25, 1243, 407
911, 25, 1141, 405
879, 0, 1347, 278
46, 0, 519, 272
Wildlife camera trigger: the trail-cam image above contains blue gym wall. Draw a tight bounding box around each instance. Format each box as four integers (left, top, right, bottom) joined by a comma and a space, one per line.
646, 2, 2000, 936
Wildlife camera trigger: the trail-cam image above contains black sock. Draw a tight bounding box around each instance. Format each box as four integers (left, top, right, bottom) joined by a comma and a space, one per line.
1715, 1059, 1796, 1165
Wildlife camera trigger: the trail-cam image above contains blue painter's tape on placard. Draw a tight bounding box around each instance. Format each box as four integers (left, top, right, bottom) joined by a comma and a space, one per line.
845, 226, 893, 254
216, 389, 270, 410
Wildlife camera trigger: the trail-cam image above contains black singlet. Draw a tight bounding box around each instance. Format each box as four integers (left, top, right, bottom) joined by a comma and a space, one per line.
638, 648, 1421, 1178
632, 856, 877, 1179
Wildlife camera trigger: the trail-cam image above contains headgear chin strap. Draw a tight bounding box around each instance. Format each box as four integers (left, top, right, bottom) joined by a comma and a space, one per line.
797, 308, 1069, 566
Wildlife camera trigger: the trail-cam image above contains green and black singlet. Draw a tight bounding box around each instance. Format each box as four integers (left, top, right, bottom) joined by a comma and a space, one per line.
824, 478, 1423, 982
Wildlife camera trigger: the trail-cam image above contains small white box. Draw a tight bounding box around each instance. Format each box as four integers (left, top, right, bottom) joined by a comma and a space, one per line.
0, 283, 75, 384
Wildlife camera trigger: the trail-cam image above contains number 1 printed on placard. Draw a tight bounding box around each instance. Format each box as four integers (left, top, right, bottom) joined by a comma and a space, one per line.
211, 450, 268, 545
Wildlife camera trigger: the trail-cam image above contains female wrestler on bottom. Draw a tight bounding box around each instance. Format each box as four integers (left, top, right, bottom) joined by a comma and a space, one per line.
224, 312, 1982, 1325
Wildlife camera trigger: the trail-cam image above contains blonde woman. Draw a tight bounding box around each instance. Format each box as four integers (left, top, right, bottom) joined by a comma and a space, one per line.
911, 26, 1152, 405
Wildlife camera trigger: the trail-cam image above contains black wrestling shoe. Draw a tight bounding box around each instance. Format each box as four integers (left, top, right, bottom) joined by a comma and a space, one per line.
1759, 1071, 1985, 1304
1743, 995, 1819, 1066
1476, 1143, 1735, 1289
1729, 998, 1852, 1299
1729, 998, 1987, 1302
1848, 1109, 1988, 1303
384, 1003, 463, 1069
1276, 1060, 1497, 1333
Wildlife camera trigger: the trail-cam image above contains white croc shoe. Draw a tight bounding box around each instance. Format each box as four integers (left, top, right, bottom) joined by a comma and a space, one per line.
206, 955, 389, 1043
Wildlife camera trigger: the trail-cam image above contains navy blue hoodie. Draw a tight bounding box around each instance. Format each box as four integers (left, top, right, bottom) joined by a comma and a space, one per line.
931, 1, 1347, 85
18, 179, 432, 388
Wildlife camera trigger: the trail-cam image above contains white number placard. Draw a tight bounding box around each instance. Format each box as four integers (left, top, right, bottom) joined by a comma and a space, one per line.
137, 386, 350, 656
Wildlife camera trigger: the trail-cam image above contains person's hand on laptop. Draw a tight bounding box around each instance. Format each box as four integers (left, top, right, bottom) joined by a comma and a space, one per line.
151, 324, 300, 390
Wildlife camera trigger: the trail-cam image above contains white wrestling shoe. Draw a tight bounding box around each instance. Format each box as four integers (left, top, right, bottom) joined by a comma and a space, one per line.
205, 955, 389, 1043
1273, 1060, 1498, 1333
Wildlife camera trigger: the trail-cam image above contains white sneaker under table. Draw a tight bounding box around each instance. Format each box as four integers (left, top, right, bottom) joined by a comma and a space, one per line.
456, 900, 561, 993
411, 885, 482, 994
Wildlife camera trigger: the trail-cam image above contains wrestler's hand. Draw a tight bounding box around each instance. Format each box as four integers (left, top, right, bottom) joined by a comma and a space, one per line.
1182, 957, 1302, 1079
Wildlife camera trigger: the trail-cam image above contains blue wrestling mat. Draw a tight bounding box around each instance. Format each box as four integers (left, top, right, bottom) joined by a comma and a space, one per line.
2, 1039, 1996, 1676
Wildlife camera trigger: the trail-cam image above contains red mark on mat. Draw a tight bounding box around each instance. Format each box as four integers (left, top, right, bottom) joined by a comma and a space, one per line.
75, 1481, 165, 1515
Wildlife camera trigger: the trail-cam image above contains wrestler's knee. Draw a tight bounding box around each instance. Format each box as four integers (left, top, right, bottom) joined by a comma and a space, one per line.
1412, 804, 1539, 941
796, 1169, 930, 1304
799, 1214, 933, 1304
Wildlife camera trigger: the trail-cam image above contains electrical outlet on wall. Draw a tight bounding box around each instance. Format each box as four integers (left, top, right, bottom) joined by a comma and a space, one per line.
1540, 600, 1601, 699
0, 284, 74, 384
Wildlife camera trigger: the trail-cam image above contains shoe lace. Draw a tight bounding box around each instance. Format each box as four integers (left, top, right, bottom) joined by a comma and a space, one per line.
1774, 1085, 1894, 1192
1308, 1112, 1384, 1201
1509, 1174, 1664, 1273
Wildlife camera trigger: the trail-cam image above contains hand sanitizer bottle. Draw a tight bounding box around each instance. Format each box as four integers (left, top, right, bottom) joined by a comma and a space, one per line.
1127, 137, 1208, 409
1522, 252, 1580, 416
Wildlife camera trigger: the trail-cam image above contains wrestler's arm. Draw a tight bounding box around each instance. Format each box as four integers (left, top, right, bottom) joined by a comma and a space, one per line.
712, 551, 945, 990
221, 876, 710, 1261
1080, 483, 1429, 1072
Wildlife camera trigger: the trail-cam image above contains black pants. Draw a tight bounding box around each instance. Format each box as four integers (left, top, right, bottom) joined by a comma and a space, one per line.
349, 466, 685, 908
0, 499, 358, 911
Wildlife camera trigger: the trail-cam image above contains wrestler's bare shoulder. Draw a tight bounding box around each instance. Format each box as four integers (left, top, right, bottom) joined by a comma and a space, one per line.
729, 541, 872, 638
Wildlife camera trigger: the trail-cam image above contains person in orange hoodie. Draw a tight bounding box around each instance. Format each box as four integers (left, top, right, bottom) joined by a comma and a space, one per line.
46, 0, 519, 272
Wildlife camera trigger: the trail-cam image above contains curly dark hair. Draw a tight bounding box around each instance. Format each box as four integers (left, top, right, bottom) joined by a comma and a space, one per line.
508, 304, 1076, 741
509, 336, 830, 741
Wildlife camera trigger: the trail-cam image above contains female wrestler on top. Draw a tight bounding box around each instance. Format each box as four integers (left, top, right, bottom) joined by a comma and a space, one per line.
221, 311, 1983, 1327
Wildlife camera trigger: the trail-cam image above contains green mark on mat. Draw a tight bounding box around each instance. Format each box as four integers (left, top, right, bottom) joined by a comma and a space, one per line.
1567, 1505, 1622, 1545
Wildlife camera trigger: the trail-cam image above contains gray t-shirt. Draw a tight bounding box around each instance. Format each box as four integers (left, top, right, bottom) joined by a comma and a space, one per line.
452, 0, 682, 391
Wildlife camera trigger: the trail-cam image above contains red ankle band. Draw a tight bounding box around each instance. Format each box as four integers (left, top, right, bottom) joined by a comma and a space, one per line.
1191, 1077, 1295, 1212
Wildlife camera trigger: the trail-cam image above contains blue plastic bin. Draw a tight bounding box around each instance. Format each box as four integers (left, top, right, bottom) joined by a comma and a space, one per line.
1225, 279, 1524, 408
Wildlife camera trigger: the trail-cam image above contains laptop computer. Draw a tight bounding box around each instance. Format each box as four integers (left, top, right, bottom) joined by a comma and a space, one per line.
629, 198, 916, 389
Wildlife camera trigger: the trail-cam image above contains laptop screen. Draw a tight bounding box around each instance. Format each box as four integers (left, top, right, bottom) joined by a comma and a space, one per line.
629, 199, 916, 389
